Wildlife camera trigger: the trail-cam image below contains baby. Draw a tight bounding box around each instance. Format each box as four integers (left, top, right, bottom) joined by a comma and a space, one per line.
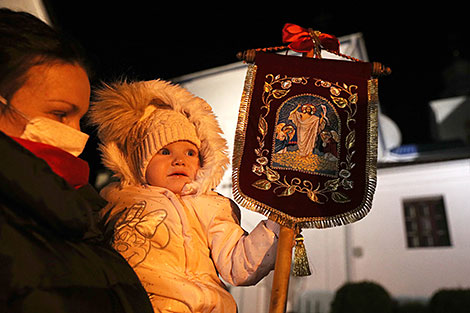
89, 80, 280, 313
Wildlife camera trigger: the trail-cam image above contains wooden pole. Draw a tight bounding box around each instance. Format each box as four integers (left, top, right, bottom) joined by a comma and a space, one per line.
268, 225, 295, 313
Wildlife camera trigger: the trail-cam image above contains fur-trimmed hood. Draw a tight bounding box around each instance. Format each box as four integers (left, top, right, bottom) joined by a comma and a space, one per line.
88, 79, 229, 194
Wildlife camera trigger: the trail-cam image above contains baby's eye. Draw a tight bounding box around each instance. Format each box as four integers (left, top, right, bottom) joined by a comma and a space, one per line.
187, 149, 198, 157
159, 148, 170, 155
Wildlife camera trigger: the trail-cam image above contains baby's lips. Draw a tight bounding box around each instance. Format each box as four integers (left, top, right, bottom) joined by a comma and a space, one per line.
169, 171, 188, 177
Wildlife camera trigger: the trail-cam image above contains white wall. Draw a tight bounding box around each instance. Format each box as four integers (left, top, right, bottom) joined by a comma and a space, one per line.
352, 159, 470, 298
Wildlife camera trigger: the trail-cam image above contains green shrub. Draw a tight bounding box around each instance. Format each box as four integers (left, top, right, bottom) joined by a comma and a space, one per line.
428, 289, 470, 313
330, 281, 393, 313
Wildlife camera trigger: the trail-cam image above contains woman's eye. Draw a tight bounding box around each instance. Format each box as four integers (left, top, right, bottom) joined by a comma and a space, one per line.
50, 111, 67, 121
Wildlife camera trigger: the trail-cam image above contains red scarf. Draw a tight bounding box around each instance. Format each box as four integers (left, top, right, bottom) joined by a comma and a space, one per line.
12, 137, 90, 189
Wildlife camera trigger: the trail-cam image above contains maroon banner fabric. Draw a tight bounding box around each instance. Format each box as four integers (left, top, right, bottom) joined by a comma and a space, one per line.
232, 52, 379, 229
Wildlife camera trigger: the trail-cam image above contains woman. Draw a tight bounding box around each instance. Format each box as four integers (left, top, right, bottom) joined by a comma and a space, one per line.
0, 8, 154, 313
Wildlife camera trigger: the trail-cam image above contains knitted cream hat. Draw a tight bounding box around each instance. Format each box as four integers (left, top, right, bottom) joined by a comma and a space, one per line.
129, 105, 201, 182
89, 79, 229, 194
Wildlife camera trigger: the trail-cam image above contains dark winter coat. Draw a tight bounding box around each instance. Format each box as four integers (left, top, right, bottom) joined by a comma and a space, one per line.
0, 132, 154, 313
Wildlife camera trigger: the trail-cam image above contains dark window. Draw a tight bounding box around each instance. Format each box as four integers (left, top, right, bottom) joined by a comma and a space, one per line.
403, 196, 452, 248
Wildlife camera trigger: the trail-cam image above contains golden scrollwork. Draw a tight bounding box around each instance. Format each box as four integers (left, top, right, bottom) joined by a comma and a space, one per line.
251, 74, 359, 204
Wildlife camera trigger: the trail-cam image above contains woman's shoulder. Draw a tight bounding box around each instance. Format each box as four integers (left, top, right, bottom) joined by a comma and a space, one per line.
0, 132, 101, 237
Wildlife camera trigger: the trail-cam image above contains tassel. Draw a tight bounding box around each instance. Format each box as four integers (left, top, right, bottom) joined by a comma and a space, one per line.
292, 233, 312, 276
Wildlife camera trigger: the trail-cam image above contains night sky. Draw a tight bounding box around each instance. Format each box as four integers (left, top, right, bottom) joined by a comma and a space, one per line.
41, 2, 469, 178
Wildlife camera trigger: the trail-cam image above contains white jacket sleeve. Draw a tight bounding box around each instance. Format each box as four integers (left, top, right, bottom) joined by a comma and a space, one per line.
207, 198, 280, 286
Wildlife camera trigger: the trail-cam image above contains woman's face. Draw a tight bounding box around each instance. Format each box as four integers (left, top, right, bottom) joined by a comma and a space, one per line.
0, 63, 90, 137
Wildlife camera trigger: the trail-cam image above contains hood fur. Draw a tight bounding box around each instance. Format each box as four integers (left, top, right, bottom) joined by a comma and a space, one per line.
89, 79, 229, 194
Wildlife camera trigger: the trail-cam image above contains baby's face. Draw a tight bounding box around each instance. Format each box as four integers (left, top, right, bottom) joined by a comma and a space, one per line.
145, 141, 200, 194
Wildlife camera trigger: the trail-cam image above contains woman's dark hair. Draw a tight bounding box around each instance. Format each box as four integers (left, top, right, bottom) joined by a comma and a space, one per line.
0, 8, 91, 106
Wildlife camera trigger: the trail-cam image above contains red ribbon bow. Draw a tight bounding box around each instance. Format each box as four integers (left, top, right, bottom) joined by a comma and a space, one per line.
282, 23, 340, 54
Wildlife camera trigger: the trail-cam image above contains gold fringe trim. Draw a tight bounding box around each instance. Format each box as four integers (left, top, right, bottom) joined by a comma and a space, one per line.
232, 66, 379, 230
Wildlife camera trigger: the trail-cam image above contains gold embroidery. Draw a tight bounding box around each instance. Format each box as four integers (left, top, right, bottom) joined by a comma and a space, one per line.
313, 78, 360, 203
232, 62, 379, 229
271, 151, 337, 174
271, 93, 341, 177
250, 74, 361, 204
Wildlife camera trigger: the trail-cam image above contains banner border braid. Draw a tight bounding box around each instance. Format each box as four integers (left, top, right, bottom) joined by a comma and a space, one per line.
232, 62, 379, 230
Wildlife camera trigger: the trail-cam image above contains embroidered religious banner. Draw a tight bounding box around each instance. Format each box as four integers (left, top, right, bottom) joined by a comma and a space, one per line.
232, 51, 380, 230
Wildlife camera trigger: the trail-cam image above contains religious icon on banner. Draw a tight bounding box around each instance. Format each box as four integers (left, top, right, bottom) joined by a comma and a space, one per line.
272, 94, 340, 177
233, 24, 390, 233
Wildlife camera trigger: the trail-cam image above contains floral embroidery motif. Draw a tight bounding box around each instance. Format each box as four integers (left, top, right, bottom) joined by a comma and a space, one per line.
113, 201, 169, 267
251, 74, 358, 204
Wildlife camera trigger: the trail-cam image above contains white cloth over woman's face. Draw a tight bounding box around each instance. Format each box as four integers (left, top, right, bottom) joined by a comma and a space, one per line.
0, 63, 91, 156
20, 116, 89, 156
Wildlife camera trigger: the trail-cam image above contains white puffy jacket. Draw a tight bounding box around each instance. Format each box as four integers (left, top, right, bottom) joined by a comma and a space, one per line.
91, 80, 280, 312
101, 182, 279, 313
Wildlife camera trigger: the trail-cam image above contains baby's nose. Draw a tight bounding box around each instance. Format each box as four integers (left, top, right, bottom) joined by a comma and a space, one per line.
172, 157, 185, 166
